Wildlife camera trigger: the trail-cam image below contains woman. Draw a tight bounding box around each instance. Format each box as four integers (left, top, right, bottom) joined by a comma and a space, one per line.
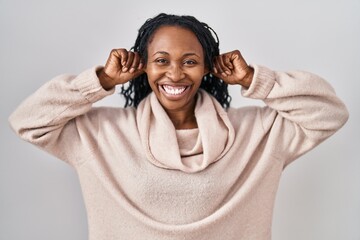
9, 13, 348, 239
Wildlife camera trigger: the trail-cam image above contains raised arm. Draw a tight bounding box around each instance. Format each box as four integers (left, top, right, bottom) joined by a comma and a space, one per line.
9, 49, 144, 167
213, 50, 349, 165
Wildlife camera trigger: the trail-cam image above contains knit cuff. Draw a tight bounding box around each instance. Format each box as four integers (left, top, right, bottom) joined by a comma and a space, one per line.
73, 66, 115, 103
241, 64, 275, 99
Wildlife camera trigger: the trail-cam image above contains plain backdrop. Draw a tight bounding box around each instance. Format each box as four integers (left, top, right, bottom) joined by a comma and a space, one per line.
1, 0, 359, 239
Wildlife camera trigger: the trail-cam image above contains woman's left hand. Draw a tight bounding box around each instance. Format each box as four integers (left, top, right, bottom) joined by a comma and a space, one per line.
212, 50, 254, 88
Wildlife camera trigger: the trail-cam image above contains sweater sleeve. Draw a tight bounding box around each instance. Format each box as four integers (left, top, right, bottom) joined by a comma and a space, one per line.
8, 66, 115, 167
242, 65, 349, 166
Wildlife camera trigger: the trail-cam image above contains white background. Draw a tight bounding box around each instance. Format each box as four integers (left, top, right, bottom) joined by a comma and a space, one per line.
1, 0, 359, 239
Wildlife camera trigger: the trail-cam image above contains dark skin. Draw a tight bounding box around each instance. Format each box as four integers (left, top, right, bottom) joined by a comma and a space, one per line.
97, 26, 254, 129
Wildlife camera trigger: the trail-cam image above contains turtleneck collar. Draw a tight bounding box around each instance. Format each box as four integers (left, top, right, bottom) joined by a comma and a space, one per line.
136, 89, 235, 173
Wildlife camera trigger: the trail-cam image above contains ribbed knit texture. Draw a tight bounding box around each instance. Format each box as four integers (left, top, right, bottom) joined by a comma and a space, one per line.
8, 65, 348, 239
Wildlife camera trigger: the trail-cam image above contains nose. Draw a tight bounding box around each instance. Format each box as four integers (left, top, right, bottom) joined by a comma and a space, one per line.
165, 63, 185, 82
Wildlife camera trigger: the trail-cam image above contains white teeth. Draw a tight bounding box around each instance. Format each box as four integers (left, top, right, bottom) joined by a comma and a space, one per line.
162, 85, 187, 95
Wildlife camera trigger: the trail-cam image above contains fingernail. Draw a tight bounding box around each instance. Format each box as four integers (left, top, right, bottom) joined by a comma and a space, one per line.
122, 67, 128, 72
225, 70, 231, 75
129, 68, 135, 73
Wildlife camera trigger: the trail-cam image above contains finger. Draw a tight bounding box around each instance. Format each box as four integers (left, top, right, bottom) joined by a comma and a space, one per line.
224, 54, 234, 70
138, 59, 144, 70
129, 52, 142, 73
104, 49, 123, 76
232, 50, 248, 70
137, 54, 145, 70
111, 49, 128, 71
218, 55, 232, 76
211, 57, 226, 79
122, 51, 134, 72
232, 50, 244, 63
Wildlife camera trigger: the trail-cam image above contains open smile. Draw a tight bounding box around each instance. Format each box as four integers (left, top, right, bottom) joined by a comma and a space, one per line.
158, 84, 192, 99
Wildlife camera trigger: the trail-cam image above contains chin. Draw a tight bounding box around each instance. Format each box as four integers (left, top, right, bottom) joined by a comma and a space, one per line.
158, 96, 195, 111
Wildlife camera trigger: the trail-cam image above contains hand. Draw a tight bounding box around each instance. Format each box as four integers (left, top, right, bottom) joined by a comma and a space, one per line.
97, 49, 145, 90
212, 50, 254, 88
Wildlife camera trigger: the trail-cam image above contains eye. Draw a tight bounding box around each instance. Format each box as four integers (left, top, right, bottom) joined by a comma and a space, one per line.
183, 59, 197, 65
155, 58, 168, 64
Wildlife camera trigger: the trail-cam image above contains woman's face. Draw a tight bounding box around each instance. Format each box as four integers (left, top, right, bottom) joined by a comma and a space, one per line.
145, 25, 208, 113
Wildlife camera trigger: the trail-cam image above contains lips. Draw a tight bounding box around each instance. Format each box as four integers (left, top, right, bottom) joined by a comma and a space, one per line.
162, 85, 187, 95
158, 84, 191, 99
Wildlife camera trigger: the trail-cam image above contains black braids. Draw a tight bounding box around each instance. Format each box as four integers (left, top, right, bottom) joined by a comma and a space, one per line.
121, 82, 133, 107
120, 13, 232, 108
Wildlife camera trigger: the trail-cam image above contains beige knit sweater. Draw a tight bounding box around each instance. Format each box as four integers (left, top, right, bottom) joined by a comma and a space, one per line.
9, 65, 348, 239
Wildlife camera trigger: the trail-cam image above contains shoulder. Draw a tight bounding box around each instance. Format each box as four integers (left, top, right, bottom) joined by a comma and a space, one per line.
77, 106, 137, 129
88, 106, 136, 118
227, 106, 262, 122
226, 106, 277, 131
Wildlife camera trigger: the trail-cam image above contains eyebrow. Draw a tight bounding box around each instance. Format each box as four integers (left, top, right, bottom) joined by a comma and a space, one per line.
152, 51, 200, 58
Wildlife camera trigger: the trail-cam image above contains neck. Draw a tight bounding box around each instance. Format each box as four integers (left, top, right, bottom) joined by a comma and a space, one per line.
165, 102, 197, 130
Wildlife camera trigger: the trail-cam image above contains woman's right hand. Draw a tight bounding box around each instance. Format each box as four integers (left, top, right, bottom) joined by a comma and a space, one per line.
97, 49, 145, 90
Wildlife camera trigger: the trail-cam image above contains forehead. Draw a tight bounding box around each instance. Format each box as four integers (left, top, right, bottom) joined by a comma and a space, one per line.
147, 25, 204, 55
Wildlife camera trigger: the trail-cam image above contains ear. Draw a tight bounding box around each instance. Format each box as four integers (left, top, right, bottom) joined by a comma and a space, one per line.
203, 66, 210, 76
143, 62, 148, 73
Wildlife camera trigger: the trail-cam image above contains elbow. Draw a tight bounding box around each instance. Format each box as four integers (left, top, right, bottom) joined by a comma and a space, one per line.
8, 113, 47, 143
335, 102, 349, 130
8, 117, 31, 142
340, 106, 349, 128
322, 98, 349, 133
305, 103, 349, 141
8, 113, 22, 137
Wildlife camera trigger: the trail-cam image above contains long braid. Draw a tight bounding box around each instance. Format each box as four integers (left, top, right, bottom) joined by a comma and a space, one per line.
120, 13, 231, 108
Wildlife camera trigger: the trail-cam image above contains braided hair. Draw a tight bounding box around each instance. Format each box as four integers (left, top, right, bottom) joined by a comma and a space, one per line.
120, 13, 231, 108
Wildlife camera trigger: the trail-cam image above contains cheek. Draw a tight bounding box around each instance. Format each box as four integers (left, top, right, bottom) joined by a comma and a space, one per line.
190, 70, 206, 85
145, 66, 163, 83
145, 68, 162, 92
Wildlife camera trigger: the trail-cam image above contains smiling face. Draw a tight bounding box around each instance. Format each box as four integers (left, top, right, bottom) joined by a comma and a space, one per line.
145, 25, 208, 113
